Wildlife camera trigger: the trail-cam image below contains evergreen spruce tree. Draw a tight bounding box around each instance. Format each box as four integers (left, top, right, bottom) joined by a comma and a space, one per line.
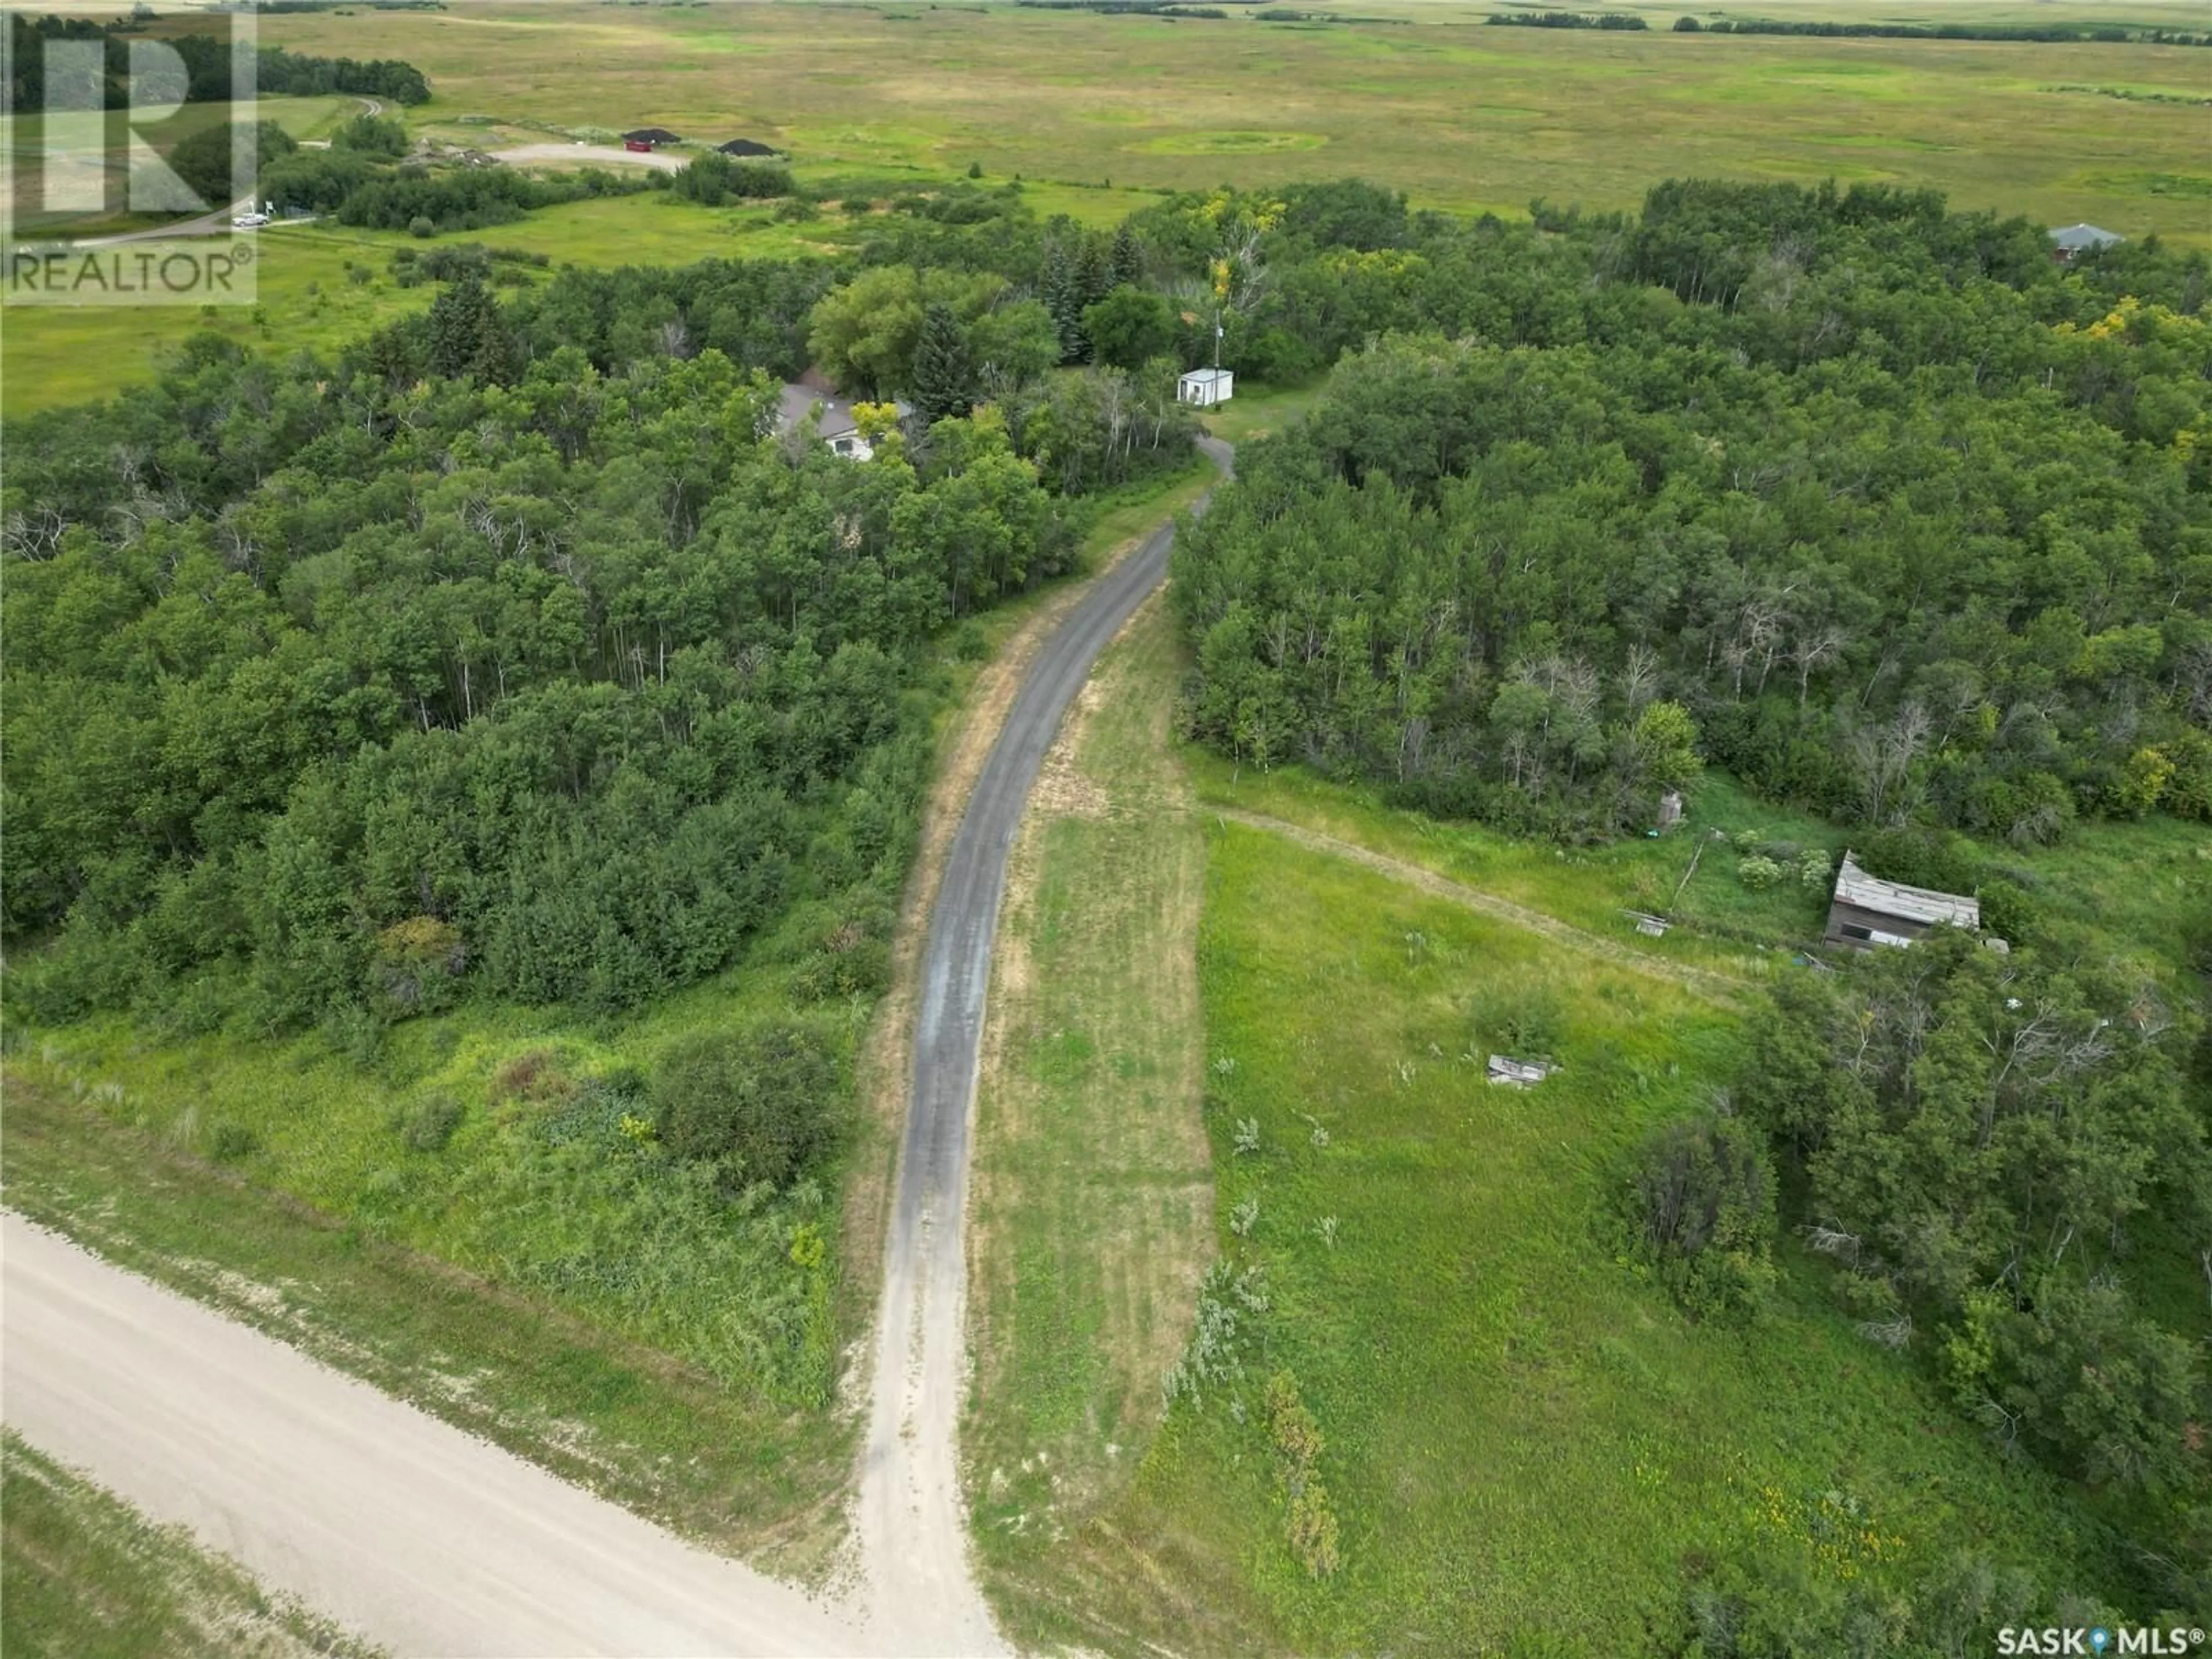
1071, 237, 1113, 360
427, 272, 499, 381
1040, 237, 1084, 365
364, 323, 419, 393
910, 300, 975, 424
1109, 222, 1145, 290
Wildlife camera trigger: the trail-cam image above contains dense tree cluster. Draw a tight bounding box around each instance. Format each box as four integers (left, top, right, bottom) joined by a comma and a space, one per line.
1736, 930, 2206, 1569
1171, 181, 2212, 840
668, 154, 796, 206
2, 332, 1080, 1032
1484, 11, 1647, 29
2, 14, 431, 111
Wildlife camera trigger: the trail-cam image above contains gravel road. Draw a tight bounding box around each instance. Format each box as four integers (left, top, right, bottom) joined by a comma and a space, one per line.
1, 1213, 868, 1658
852, 434, 1234, 1655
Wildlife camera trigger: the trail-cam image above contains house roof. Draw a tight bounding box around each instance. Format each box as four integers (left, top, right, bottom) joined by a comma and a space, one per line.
777, 382, 860, 440
2050, 222, 2124, 251
1832, 852, 1980, 930
774, 385, 915, 444
1179, 367, 1233, 385
621, 127, 682, 144
716, 138, 782, 157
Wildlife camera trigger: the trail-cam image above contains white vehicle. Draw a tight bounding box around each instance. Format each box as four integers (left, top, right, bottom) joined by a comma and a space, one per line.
232, 211, 271, 229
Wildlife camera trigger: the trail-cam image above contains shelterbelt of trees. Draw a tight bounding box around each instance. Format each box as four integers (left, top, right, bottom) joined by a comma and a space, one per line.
1174, 180, 2211, 844
2, 188, 1199, 1037
3, 13, 433, 109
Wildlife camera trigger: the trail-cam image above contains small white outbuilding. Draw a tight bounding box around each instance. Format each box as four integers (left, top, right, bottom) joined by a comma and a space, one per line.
1177, 367, 1234, 407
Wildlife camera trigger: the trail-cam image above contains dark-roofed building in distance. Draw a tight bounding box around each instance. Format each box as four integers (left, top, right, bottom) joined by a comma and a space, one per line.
716, 138, 785, 157
1823, 851, 1979, 950
622, 127, 682, 153
2049, 222, 2124, 262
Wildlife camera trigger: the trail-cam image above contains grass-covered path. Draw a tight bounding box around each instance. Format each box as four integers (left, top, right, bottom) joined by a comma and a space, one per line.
1210, 806, 1752, 1001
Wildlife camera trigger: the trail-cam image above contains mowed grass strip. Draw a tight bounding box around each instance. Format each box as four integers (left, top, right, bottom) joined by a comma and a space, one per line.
963, 594, 1215, 1651
1039, 820, 2123, 1654
1, 1430, 384, 1659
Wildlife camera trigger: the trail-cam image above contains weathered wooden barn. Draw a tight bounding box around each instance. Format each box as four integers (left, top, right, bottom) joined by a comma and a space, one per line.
1823, 852, 1979, 949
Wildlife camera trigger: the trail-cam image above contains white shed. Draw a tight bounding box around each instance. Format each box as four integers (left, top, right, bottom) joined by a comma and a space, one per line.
1177, 367, 1234, 407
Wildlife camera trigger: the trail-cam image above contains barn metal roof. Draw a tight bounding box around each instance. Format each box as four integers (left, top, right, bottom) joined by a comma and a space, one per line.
1832, 853, 1980, 930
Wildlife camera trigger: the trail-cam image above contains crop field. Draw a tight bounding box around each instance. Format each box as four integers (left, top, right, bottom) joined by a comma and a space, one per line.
221, 1, 2210, 237
1006, 808, 2135, 1653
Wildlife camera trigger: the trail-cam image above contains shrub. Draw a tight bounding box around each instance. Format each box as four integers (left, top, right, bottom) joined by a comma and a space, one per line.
1974, 876, 2038, 945
1628, 1110, 1777, 1318
396, 1090, 464, 1153
1475, 983, 1562, 1058
372, 915, 467, 1012
208, 1122, 259, 1162
491, 1049, 573, 1104
407, 214, 435, 239
652, 1018, 840, 1186
1737, 854, 1783, 890
1859, 824, 1975, 893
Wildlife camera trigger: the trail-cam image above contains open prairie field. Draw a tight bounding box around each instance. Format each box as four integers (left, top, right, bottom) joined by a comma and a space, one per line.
980, 791, 2131, 1653
227, 1, 2211, 237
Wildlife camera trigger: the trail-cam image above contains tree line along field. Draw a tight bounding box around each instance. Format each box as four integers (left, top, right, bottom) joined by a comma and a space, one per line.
0, 176, 1165, 418
9, 0, 2205, 411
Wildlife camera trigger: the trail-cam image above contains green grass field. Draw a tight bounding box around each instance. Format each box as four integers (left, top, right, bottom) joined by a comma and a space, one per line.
1017, 812, 2134, 1653
226, 1, 2209, 238
1, 1431, 383, 1659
